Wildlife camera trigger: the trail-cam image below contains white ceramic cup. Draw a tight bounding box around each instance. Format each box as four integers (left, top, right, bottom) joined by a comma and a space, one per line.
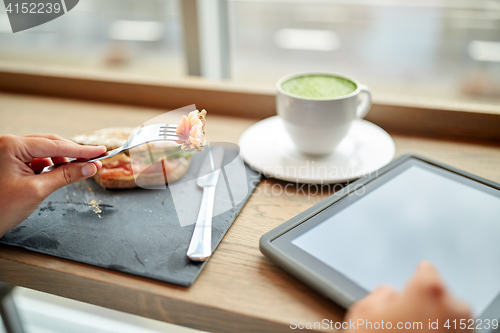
276, 72, 372, 156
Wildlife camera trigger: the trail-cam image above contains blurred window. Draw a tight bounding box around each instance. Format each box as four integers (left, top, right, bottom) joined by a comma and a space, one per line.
0, 0, 184, 78
0, 0, 499, 107
229, 0, 500, 105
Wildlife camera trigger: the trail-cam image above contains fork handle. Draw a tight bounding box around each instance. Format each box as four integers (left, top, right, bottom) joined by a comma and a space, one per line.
35, 159, 75, 174
87, 147, 124, 162
36, 148, 124, 174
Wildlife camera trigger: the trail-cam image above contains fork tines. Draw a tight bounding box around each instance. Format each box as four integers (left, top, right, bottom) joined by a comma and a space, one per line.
159, 125, 179, 134
159, 124, 185, 142
159, 124, 178, 129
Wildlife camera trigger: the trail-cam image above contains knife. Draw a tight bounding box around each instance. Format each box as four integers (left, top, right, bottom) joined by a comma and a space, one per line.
187, 146, 225, 262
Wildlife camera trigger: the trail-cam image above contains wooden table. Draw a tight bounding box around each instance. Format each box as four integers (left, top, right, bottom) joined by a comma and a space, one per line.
0, 92, 499, 332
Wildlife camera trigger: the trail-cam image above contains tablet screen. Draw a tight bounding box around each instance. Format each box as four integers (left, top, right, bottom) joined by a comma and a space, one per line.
292, 163, 500, 316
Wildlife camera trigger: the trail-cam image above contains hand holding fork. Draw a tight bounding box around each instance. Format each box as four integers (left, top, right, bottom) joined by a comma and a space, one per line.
36, 124, 182, 174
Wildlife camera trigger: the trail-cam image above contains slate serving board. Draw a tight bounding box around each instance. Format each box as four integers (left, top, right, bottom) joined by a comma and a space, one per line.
0, 145, 260, 287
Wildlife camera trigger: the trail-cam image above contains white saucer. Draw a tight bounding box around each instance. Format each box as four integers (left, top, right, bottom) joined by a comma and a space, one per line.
239, 116, 395, 184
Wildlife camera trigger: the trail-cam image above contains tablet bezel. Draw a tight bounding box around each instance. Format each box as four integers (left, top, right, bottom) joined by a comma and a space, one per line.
259, 154, 500, 323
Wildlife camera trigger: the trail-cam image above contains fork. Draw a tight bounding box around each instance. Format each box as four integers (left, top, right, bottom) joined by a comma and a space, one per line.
37, 123, 183, 174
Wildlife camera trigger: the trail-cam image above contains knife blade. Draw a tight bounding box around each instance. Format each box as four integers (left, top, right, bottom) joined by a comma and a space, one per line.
187, 146, 225, 261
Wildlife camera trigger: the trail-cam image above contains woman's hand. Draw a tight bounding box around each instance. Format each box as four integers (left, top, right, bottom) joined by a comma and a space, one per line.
345, 261, 472, 333
0, 134, 106, 237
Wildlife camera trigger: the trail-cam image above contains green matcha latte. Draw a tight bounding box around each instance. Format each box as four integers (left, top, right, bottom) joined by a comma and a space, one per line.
281, 75, 357, 100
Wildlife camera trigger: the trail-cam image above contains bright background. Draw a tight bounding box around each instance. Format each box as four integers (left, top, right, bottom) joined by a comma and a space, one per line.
1, 0, 499, 107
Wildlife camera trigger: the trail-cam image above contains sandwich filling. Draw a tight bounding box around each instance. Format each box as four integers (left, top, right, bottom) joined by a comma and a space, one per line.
73, 128, 193, 188
176, 109, 207, 152
100, 148, 191, 180
72, 109, 208, 188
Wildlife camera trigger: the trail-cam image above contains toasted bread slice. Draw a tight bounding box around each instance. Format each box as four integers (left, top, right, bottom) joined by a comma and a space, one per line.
72, 127, 192, 189
72, 127, 133, 150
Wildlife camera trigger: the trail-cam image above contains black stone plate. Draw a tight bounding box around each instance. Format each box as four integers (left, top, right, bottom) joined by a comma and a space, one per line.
0, 144, 260, 286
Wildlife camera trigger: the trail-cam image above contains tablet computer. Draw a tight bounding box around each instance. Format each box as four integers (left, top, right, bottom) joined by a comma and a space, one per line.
260, 154, 500, 324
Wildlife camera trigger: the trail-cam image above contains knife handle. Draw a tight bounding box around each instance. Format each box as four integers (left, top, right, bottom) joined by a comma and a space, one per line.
187, 186, 216, 262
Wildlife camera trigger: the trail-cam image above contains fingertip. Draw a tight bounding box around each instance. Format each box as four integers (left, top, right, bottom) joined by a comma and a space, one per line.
416, 261, 440, 278
83, 144, 106, 152
93, 160, 103, 169
452, 299, 473, 320
418, 260, 434, 270
82, 163, 97, 177
371, 285, 399, 302
410, 261, 445, 298
79, 144, 106, 159
373, 285, 397, 295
